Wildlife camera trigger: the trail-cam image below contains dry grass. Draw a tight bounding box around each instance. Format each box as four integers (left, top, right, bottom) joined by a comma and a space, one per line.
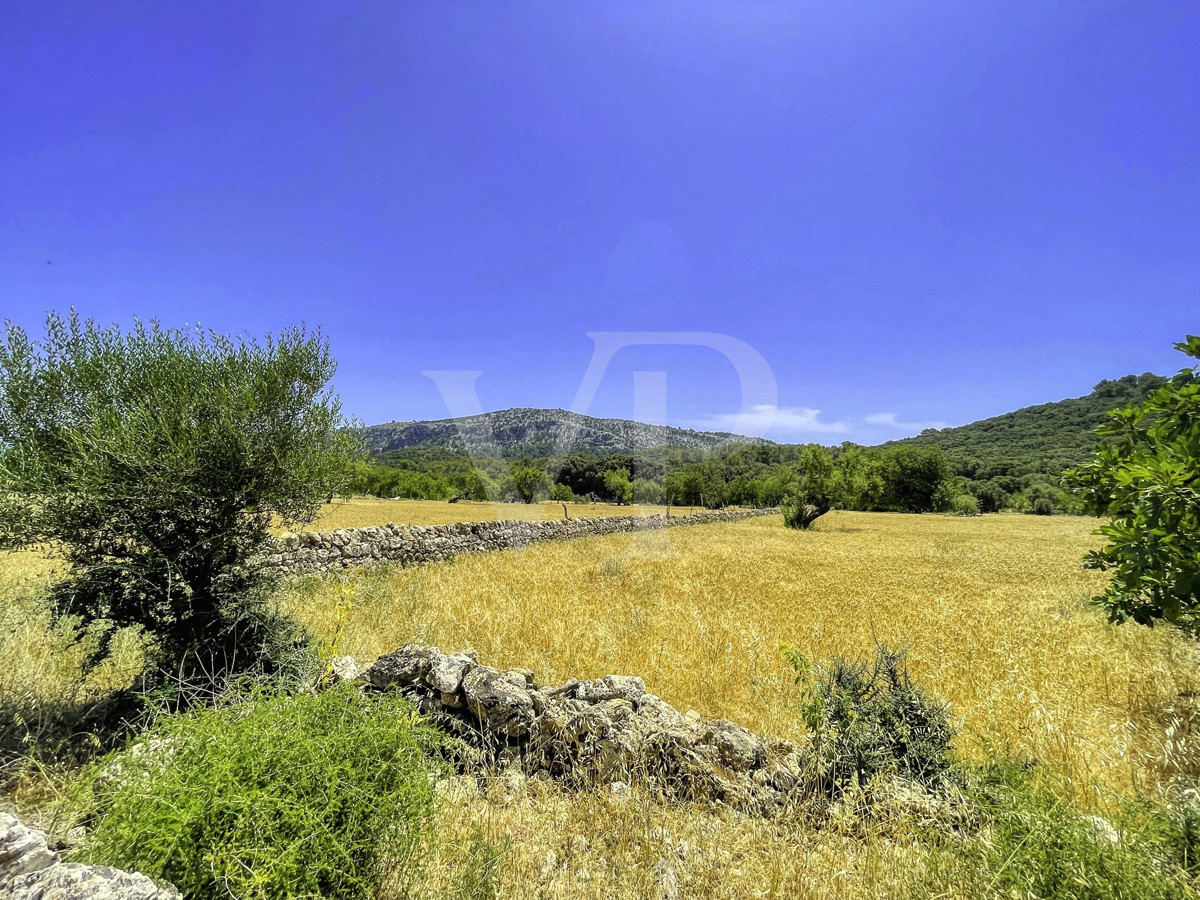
421, 776, 932, 900
6, 512, 1198, 898
286, 511, 1192, 793
280, 510, 1200, 899
0, 549, 148, 762
299, 497, 675, 531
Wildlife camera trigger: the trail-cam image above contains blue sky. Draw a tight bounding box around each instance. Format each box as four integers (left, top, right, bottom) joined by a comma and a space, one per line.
2, 2, 1197, 442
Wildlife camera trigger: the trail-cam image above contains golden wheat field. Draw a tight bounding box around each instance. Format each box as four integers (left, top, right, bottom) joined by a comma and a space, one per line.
301, 497, 675, 531
5, 511, 1198, 898
277, 510, 1200, 899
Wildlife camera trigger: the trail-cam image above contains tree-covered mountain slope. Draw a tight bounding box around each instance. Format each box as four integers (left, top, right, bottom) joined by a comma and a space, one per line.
888, 373, 1168, 479
363, 407, 772, 457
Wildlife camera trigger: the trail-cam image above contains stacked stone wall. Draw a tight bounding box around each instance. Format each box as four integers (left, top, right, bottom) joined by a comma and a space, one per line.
266, 507, 778, 575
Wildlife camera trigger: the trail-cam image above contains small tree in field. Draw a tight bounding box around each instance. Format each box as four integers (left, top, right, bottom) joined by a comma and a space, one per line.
0, 312, 360, 684
1065, 336, 1200, 630
603, 467, 634, 505
781, 444, 872, 529
511, 462, 546, 504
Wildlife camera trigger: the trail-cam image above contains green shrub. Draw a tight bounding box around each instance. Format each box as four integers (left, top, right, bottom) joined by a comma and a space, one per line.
1066, 335, 1200, 629
77, 684, 442, 900
951, 494, 980, 516
782, 644, 954, 796
633, 477, 665, 505
0, 312, 359, 685
971, 481, 1009, 513
511, 461, 547, 504
930, 479, 958, 513
603, 467, 634, 505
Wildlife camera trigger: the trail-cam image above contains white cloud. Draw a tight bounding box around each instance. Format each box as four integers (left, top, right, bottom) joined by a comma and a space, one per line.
865, 412, 949, 431
693, 404, 850, 437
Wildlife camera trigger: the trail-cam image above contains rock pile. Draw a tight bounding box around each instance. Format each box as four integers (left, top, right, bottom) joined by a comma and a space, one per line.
365, 644, 808, 814
0, 812, 180, 900
265, 507, 779, 575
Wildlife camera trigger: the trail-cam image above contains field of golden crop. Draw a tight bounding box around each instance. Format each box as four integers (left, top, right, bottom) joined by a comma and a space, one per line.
300, 497, 675, 530
280, 510, 1200, 899
5, 511, 1198, 898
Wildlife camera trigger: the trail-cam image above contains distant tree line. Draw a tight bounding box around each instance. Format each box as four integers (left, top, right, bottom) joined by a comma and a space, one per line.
345, 374, 1179, 517
344, 441, 973, 515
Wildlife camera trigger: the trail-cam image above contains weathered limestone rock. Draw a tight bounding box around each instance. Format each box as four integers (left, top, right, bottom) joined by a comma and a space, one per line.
697, 719, 768, 772
1, 812, 182, 900
327, 655, 362, 684
367, 644, 437, 689
462, 667, 537, 736
0, 814, 56, 876
428, 653, 475, 695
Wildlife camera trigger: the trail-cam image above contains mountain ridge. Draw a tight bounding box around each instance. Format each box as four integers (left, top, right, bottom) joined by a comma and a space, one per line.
363, 407, 774, 457
366, 372, 1169, 471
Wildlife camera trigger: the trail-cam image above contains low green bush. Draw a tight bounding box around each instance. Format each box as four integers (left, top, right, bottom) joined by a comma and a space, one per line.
76, 684, 443, 900
782, 643, 954, 796
951, 494, 980, 516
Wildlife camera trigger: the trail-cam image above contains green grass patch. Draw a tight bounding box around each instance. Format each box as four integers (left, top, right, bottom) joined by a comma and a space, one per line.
72, 683, 446, 900
921, 761, 1200, 899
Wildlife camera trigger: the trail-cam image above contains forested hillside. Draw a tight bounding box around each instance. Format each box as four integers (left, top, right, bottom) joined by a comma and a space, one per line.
351, 373, 1168, 515
890, 373, 1167, 479
881, 373, 1166, 512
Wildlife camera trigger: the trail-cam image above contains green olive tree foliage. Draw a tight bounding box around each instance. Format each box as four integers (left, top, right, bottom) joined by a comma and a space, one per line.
549, 481, 574, 503
603, 467, 634, 505
1066, 336, 1200, 629
0, 312, 360, 679
510, 461, 547, 504
781, 444, 877, 529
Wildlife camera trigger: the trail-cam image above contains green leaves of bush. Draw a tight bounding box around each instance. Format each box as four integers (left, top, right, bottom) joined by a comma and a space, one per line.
782, 643, 955, 796
1066, 335, 1200, 630
0, 312, 360, 681
77, 685, 441, 900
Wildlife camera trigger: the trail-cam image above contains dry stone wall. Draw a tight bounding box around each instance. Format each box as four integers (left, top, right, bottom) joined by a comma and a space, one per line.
361, 644, 803, 815
266, 507, 778, 576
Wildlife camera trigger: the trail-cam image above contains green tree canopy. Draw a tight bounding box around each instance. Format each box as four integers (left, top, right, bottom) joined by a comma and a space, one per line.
878, 445, 954, 513
603, 467, 634, 505
1066, 336, 1200, 629
510, 460, 546, 504
0, 312, 359, 680
781, 444, 877, 529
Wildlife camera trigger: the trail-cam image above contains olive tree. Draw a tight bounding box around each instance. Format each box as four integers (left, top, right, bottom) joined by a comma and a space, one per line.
1066, 335, 1200, 629
603, 467, 634, 505
0, 312, 360, 681
510, 462, 546, 504
782, 444, 872, 529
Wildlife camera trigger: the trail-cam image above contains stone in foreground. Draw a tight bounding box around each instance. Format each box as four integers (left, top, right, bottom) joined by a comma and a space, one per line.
365, 643, 807, 813
1, 812, 181, 900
